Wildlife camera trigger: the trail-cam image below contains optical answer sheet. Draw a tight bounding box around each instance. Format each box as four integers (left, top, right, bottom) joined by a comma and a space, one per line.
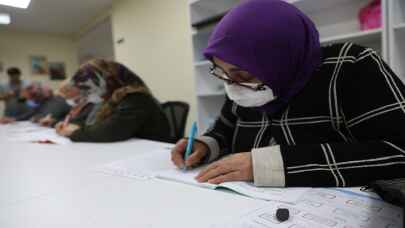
211, 188, 403, 228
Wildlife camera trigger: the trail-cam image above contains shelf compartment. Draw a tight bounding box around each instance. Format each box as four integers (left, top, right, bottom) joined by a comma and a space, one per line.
197, 95, 226, 133
320, 28, 382, 44
190, 0, 240, 27
194, 61, 225, 96
393, 23, 405, 32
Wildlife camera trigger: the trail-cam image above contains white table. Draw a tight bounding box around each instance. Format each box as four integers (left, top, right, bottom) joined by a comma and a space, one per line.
0, 124, 268, 228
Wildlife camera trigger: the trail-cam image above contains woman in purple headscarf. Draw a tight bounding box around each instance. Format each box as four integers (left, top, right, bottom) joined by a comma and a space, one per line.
171, 0, 405, 187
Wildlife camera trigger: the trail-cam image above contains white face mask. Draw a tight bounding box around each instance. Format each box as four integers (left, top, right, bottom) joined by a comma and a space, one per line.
86, 93, 103, 104
224, 83, 276, 107
65, 94, 83, 107
26, 99, 40, 108
66, 99, 76, 107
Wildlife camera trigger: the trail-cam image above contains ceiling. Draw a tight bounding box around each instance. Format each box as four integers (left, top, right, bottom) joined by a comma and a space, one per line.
0, 0, 112, 36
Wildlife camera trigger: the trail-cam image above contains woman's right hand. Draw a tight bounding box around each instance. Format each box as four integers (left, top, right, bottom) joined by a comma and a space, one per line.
171, 138, 209, 169
54, 122, 64, 131
0, 117, 16, 124
38, 114, 56, 127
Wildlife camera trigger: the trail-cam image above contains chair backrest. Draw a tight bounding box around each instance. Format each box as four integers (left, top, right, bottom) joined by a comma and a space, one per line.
161, 101, 190, 143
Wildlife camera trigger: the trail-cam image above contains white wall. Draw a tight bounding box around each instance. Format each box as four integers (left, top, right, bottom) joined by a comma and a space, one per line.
0, 29, 79, 114
0, 29, 79, 88
111, 0, 196, 132
77, 17, 115, 64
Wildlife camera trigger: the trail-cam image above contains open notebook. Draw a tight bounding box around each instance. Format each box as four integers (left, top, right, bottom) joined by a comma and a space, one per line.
157, 167, 309, 204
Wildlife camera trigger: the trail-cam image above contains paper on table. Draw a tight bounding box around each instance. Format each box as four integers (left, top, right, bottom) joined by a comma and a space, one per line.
211, 188, 403, 228
94, 149, 173, 180
157, 167, 309, 203
2, 121, 40, 133
157, 167, 218, 189
7, 127, 71, 145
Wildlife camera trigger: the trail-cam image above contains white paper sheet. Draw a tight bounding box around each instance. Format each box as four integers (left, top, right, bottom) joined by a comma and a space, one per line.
2, 121, 71, 145
7, 127, 71, 145
157, 167, 309, 203
212, 188, 403, 228
157, 167, 218, 188
1, 121, 39, 132
93, 149, 173, 180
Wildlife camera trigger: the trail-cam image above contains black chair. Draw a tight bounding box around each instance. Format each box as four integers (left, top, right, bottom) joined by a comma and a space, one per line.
161, 101, 190, 143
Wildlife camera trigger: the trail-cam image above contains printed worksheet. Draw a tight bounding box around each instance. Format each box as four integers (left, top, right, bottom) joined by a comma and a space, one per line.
212, 188, 403, 228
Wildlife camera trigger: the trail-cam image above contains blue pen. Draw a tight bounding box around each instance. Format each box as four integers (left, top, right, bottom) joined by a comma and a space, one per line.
184, 121, 198, 168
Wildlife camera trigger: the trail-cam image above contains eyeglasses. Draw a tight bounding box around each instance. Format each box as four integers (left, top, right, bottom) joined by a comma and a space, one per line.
209, 64, 266, 91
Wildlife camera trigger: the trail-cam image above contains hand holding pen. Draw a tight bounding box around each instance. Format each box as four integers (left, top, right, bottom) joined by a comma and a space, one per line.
62, 114, 71, 128
171, 122, 209, 169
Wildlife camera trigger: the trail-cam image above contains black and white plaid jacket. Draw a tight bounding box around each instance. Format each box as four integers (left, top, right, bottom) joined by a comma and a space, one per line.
198, 42, 405, 187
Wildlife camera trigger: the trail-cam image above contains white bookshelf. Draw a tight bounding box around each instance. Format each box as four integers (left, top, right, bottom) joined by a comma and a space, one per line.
320, 28, 381, 43
293, 0, 387, 59
393, 23, 405, 31
320, 29, 382, 47
189, 0, 402, 133
389, 0, 405, 82
189, 0, 241, 133
195, 60, 225, 96
189, 0, 240, 27
194, 60, 210, 67
192, 26, 214, 62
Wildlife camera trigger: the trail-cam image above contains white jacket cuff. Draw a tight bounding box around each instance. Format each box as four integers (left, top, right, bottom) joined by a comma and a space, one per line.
252, 145, 286, 187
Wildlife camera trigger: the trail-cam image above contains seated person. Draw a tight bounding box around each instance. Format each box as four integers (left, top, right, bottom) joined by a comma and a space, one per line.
50, 83, 100, 127
37, 82, 86, 127
0, 67, 30, 117
0, 82, 55, 124
30, 95, 71, 124
171, 0, 405, 187
55, 59, 171, 143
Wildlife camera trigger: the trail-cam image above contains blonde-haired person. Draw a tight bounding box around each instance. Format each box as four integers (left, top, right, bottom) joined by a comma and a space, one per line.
37, 80, 85, 127
55, 59, 172, 143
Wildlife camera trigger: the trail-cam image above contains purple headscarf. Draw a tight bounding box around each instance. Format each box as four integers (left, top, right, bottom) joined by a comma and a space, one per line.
203, 0, 321, 114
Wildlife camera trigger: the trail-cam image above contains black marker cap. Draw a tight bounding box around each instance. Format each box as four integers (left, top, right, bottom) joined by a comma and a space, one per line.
276, 208, 289, 222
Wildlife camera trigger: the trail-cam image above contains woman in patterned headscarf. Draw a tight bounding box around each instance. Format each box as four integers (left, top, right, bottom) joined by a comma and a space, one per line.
55, 59, 171, 143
